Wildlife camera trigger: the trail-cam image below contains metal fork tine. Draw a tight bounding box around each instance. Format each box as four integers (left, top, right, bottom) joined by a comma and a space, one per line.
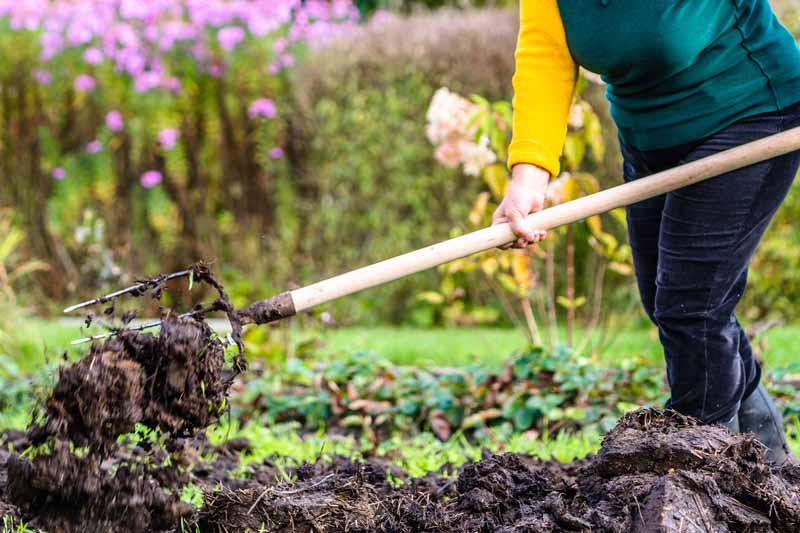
63, 269, 192, 314
70, 306, 210, 345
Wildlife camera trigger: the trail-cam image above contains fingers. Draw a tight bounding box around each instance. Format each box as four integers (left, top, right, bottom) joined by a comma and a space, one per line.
508, 210, 536, 243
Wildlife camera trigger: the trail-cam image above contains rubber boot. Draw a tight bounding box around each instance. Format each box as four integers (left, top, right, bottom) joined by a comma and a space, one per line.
723, 414, 739, 433
738, 383, 798, 466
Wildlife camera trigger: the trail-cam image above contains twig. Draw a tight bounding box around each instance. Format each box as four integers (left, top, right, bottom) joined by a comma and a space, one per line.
247, 473, 335, 515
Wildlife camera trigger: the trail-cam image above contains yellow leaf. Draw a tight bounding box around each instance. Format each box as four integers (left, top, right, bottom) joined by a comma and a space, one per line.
483, 164, 509, 200
586, 215, 602, 237
469, 192, 491, 227
497, 273, 520, 295
417, 291, 445, 305
480, 256, 499, 277
511, 253, 532, 290
609, 262, 634, 276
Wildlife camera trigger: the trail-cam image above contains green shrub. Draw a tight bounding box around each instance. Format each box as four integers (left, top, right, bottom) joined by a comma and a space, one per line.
286, 9, 518, 322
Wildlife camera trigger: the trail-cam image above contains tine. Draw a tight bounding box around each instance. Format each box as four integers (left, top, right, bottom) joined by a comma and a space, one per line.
63, 270, 192, 313
69, 306, 211, 345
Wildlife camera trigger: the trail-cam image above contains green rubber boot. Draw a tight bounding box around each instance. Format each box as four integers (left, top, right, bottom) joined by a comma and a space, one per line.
738, 383, 798, 466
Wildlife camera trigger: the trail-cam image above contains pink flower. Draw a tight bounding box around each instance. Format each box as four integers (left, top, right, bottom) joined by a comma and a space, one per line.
106, 110, 124, 132
74, 74, 96, 92
273, 38, 288, 54
134, 71, 161, 93
218, 26, 245, 52
248, 98, 277, 119
280, 53, 294, 67
140, 170, 163, 188
52, 167, 66, 180
83, 47, 103, 66
434, 143, 461, 169
164, 77, 182, 93
86, 140, 102, 153
269, 147, 284, 160
158, 128, 179, 150
207, 64, 223, 78
33, 69, 52, 85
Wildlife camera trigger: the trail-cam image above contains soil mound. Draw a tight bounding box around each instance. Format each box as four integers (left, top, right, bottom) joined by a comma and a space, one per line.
4, 312, 234, 532
30, 314, 229, 452
193, 410, 800, 533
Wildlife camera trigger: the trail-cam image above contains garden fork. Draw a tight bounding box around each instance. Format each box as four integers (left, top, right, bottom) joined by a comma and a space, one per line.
65, 127, 800, 342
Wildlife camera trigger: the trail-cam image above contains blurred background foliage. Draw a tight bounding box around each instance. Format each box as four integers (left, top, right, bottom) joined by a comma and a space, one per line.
0, 0, 798, 329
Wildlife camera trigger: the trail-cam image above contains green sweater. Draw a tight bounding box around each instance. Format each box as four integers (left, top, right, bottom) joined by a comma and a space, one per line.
559, 0, 800, 150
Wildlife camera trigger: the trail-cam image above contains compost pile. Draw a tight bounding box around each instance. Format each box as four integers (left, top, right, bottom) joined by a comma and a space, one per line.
1, 268, 799, 532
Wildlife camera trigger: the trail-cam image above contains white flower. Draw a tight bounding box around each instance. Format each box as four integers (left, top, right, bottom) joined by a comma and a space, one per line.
459, 137, 496, 177
568, 102, 584, 129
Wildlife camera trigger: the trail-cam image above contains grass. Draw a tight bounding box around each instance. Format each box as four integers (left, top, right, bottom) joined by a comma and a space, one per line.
295, 322, 800, 369
0, 516, 44, 533
6, 316, 799, 370
205, 419, 602, 479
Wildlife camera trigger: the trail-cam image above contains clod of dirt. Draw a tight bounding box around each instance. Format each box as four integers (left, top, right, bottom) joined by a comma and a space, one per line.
6, 441, 191, 533
7, 311, 233, 532
30, 312, 229, 453
198, 472, 381, 533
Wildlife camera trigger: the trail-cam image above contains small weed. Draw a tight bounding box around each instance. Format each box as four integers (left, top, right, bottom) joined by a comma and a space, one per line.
1, 516, 45, 533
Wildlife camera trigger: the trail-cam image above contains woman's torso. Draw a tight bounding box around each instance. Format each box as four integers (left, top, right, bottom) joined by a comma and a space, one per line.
556, 0, 800, 149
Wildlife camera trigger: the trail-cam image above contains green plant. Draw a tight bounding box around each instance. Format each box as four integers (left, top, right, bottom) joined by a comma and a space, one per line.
0, 210, 48, 304
0, 516, 45, 533
288, 8, 519, 323
237, 345, 668, 443
422, 83, 635, 350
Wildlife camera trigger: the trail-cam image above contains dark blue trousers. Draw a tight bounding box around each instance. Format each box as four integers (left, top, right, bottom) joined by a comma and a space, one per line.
621, 101, 800, 424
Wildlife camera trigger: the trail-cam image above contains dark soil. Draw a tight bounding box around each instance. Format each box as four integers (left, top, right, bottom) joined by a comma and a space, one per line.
191, 410, 800, 533
2, 266, 799, 531
3, 408, 800, 532
1, 265, 242, 532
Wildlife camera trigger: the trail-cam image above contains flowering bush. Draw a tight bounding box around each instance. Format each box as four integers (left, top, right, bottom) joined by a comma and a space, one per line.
425, 87, 497, 176
0, 0, 358, 297
423, 81, 634, 348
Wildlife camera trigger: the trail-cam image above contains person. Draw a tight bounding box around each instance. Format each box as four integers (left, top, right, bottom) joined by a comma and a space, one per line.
493, 0, 800, 465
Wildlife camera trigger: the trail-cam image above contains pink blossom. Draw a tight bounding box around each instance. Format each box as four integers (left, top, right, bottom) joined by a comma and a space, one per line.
32, 69, 52, 85
52, 167, 66, 180
269, 147, 284, 160
106, 110, 124, 132
273, 38, 288, 54
86, 140, 102, 153
164, 77, 181, 93
158, 128, 180, 150
83, 47, 103, 66
140, 170, 163, 188
74, 74, 96, 92
248, 98, 277, 119
134, 71, 161, 93
279, 53, 294, 67
207, 64, 223, 78
218, 26, 245, 52
434, 143, 461, 169
67, 23, 93, 46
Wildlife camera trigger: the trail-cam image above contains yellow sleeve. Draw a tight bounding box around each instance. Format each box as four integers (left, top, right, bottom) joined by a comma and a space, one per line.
507, 0, 578, 177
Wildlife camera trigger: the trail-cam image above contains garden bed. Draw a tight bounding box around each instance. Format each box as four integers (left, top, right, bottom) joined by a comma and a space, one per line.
2, 409, 800, 532
1, 269, 798, 532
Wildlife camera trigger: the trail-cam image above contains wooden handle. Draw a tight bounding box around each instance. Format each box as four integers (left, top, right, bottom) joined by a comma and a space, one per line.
242, 126, 800, 324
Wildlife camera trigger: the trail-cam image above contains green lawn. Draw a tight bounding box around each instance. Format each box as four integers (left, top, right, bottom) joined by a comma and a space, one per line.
4, 317, 799, 373
299, 323, 800, 369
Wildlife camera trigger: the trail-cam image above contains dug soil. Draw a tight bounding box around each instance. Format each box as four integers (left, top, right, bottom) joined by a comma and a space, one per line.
2, 409, 800, 532
1, 266, 798, 531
